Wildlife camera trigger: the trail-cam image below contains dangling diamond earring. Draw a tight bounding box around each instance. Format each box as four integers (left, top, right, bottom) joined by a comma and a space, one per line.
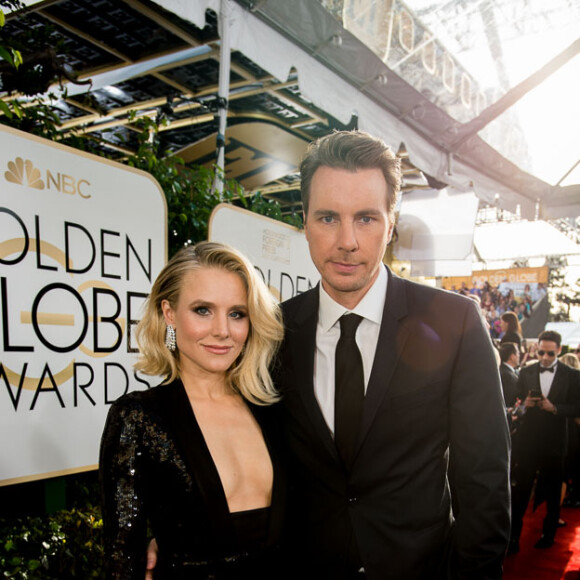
165, 324, 176, 351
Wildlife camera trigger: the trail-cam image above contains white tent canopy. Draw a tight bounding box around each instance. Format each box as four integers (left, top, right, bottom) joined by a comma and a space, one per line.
151, 0, 580, 221
545, 323, 580, 349
474, 221, 580, 262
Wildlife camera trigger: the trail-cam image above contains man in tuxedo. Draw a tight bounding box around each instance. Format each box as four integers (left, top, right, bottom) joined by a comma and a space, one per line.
509, 330, 580, 553
276, 130, 511, 579
499, 341, 520, 408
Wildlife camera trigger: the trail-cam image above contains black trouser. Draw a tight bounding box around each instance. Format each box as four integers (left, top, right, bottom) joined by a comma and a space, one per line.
511, 453, 563, 542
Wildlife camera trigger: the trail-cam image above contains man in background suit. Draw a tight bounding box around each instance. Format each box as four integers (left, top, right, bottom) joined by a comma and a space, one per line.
499, 341, 520, 408
509, 330, 580, 553
276, 130, 511, 579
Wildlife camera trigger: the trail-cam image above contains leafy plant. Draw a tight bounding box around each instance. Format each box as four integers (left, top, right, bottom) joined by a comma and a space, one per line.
124, 113, 245, 256
241, 190, 303, 230
0, 507, 104, 579
0, 0, 24, 119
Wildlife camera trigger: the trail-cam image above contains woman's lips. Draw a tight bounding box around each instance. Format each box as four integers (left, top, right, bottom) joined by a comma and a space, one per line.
203, 345, 232, 355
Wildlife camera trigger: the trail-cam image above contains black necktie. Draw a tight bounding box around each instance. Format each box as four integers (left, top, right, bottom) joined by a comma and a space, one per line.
335, 314, 364, 470
540, 366, 555, 373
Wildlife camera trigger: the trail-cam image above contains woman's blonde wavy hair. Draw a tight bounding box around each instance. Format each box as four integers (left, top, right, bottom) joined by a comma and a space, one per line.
134, 241, 284, 405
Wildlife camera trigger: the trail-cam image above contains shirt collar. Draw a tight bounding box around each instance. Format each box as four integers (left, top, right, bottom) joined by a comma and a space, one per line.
318, 265, 387, 333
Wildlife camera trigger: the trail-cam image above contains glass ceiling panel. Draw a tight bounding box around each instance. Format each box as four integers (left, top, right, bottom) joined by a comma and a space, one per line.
338, 0, 580, 186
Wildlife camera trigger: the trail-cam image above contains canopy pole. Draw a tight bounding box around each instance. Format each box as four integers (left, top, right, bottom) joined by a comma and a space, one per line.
213, 0, 232, 195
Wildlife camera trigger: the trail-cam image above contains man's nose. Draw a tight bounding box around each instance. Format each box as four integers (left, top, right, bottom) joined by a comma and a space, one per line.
338, 222, 358, 252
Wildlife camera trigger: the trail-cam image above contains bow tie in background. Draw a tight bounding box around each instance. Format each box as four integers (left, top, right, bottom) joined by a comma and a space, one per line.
539, 366, 555, 373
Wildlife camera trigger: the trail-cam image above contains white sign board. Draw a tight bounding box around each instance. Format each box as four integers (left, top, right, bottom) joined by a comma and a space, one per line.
209, 204, 319, 302
0, 125, 166, 485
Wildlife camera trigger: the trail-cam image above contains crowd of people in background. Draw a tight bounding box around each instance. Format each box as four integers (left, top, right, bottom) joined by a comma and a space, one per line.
496, 327, 580, 555
447, 279, 547, 340
448, 278, 580, 556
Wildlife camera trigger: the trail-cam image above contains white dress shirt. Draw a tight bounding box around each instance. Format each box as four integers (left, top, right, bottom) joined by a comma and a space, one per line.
313, 266, 387, 435
540, 361, 558, 398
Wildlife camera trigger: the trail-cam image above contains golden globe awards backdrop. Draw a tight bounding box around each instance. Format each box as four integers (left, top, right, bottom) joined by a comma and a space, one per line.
0, 124, 166, 485
208, 204, 319, 303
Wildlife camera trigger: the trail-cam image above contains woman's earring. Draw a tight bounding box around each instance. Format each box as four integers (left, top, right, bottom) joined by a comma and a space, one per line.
165, 325, 176, 351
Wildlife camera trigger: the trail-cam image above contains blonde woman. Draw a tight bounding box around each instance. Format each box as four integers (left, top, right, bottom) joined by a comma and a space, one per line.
99, 241, 285, 579
560, 352, 580, 370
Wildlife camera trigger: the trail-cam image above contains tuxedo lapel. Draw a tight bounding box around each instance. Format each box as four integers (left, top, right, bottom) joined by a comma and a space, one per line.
547, 363, 565, 402
357, 269, 410, 452
287, 287, 340, 460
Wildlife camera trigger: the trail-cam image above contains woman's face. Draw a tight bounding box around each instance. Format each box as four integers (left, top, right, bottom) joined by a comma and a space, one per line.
162, 267, 250, 379
500, 319, 507, 332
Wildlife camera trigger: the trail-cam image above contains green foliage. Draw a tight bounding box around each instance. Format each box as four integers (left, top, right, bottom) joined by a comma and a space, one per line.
0, 507, 104, 579
547, 254, 580, 322
241, 191, 303, 230
0, 0, 24, 120
124, 113, 246, 256
0, 95, 60, 134
0, 1, 23, 58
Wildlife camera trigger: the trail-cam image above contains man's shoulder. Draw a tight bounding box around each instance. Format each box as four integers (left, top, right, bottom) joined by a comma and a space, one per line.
281, 287, 317, 316
500, 364, 518, 381
519, 362, 538, 376
394, 274, 475, 315
395, 273, 468, 299
558, 361, 580, 379
500, 363, 513, 375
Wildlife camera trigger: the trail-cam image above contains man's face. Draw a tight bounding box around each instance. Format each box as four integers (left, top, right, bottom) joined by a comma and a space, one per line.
537, 340, 561, 368
303, 166, 394, 309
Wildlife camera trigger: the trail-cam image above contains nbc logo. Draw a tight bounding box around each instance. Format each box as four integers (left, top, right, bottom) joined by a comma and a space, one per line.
4, 157, 91, 198
5, 157, 45, 190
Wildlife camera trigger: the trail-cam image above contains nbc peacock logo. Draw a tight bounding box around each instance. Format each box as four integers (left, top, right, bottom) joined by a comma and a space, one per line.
4, 157, 45, 190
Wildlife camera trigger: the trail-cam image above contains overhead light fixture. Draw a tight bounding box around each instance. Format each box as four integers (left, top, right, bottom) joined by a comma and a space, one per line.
312, 34, 343, 55
376, 73, 388, 86
330, 34, 343, 48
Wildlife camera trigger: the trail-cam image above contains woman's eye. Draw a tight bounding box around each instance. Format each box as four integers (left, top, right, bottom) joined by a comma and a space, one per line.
230, 311, 247, 320
194, 306, 210, 315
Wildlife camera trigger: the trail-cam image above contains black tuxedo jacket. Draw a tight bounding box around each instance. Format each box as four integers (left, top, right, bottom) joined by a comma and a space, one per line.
100, 380, 286, 578
500, 363, 519, 408
276, 267, 510, 580
515, 362, 580, 459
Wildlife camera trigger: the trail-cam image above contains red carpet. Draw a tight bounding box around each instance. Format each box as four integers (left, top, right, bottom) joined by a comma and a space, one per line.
504, 506, 580, 579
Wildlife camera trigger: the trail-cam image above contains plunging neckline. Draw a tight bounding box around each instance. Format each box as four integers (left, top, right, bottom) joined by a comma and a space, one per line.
178, 381, 273, 516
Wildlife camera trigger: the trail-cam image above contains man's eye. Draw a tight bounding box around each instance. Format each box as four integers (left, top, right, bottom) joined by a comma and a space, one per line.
360, 216, 373, 223
321, 216, 335, 224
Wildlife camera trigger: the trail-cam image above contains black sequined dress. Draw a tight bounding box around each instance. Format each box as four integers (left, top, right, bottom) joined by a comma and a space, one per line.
99, 380, 286, 579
